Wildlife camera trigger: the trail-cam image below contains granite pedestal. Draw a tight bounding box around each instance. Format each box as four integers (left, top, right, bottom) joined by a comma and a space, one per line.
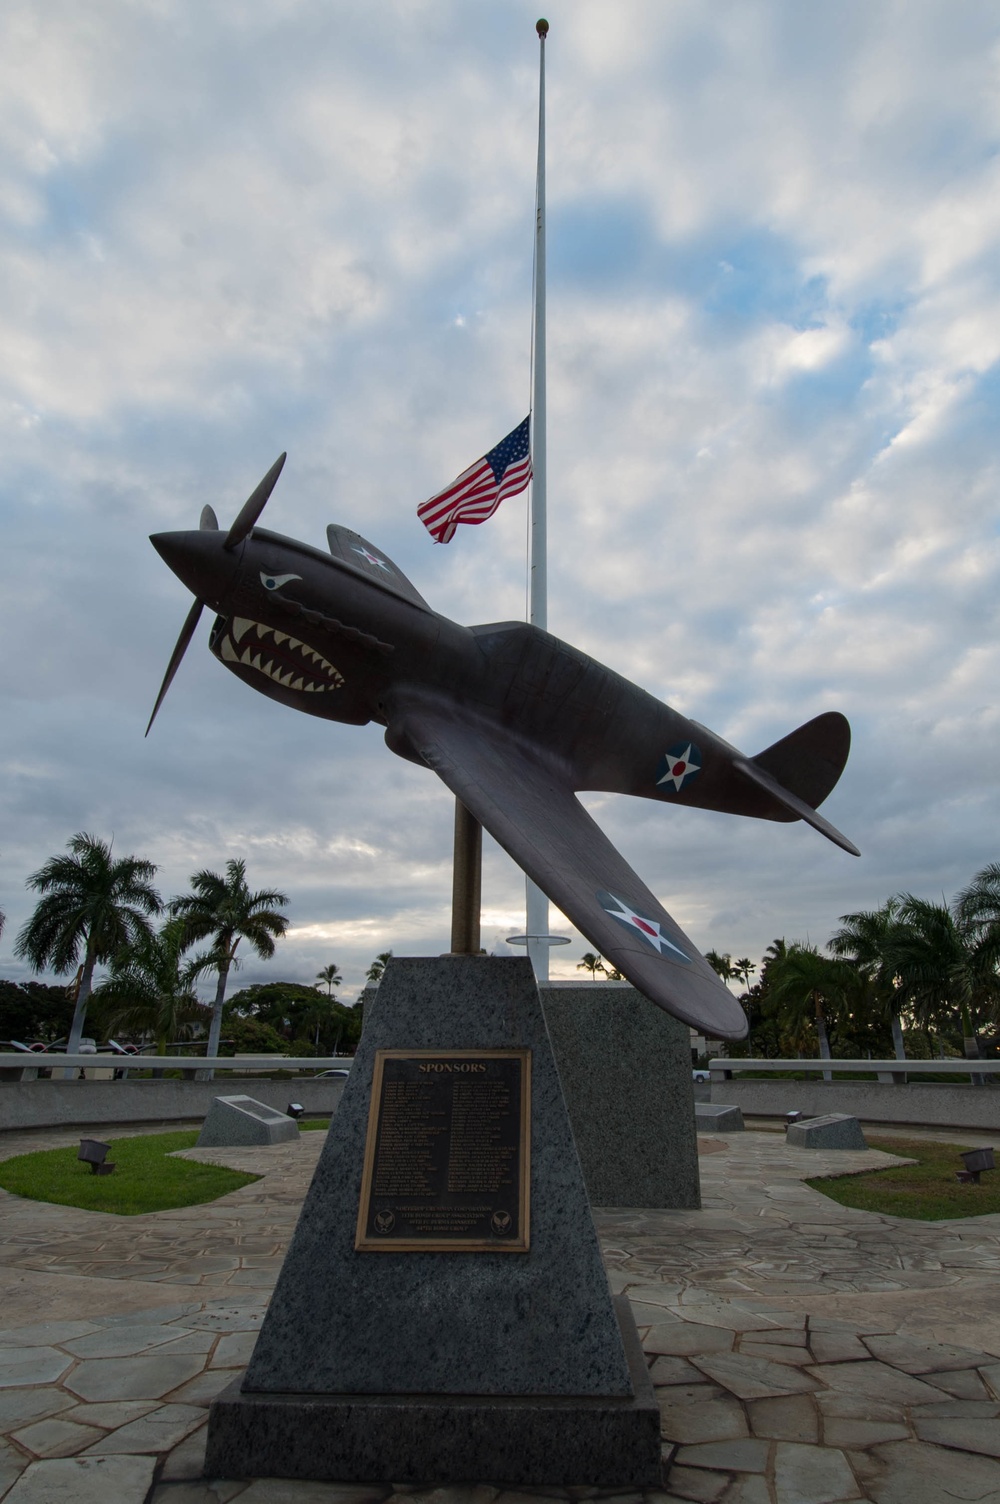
205, 956, 661, 1486
196, 1094, 299, 1148
786, 1112, 867, 1150
540, 981, 700, 1208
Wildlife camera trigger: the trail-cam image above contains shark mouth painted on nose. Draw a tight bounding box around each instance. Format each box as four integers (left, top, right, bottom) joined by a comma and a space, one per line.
219, 616, 344, 693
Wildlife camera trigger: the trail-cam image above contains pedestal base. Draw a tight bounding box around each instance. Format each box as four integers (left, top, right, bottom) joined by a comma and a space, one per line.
204, 1294, 662, 1487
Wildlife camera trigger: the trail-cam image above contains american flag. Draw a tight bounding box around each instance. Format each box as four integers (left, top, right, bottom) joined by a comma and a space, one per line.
417, 417, 532, 544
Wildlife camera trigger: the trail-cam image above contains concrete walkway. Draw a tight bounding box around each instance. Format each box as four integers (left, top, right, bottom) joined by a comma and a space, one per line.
1, 1126, 999, 1502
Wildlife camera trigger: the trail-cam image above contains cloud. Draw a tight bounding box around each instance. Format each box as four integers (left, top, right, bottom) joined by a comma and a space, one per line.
1, 0, 999, 1012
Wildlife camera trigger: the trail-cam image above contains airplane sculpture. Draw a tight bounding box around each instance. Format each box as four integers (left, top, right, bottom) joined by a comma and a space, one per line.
148, 454, 858, 1042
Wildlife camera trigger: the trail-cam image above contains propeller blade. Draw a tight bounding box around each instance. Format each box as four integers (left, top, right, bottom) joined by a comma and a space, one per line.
200, 504, 220, 530
223, 452, 286, 551
145, 597, 205, 737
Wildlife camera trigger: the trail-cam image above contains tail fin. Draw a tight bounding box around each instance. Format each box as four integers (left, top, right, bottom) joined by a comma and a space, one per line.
734, 711, 859, 856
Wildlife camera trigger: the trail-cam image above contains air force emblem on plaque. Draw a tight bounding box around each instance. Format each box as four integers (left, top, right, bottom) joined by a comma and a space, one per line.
597, 891, 691, 964
656, 742, 701, 794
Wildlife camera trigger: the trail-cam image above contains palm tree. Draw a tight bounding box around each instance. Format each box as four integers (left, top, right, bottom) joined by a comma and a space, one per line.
169, 858, 289, 1066
830, 899, 907, 1060
765, 943, 855, 1079
91, 918, 208, 1055
955, 862, 1000, 978
14, 833, 161, 1059
733, 957, 756, 991
704, 950, 736, 982
890, 894, 999, 1063
316, 963, 342, 996
577, 951, 606, 980
366, 951, 393, 984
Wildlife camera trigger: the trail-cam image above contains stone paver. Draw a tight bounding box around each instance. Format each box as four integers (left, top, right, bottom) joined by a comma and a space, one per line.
63, 1351, 207, 1401
10, 1416, 106, 1458
3, 1452, 158, 1502
772, 1440, 858, 1503
0, 1346, 71, 1389
1, 1125, 1000, 1500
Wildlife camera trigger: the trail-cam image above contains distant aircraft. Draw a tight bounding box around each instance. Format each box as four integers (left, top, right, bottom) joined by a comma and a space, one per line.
148, 455, 858, 1041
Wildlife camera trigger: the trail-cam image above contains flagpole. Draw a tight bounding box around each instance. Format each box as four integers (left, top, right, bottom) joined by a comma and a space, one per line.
526, 17, 550, 983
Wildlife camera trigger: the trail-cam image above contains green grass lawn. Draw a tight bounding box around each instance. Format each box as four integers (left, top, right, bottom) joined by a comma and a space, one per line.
0, 1131, 261, 1216
807, 1136, 1000, 1220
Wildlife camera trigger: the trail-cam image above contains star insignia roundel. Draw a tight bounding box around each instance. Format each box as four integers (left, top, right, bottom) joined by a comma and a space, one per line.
596, 890, 691, 964
352, 545, 393, 573
656, 741, 702, 794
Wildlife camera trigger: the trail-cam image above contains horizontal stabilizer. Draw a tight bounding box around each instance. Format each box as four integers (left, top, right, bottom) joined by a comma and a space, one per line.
733, 757, 859, 856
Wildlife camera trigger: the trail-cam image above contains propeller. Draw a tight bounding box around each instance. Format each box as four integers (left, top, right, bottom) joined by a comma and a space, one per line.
145, 596, 205, 737
224, 452, 286, 550
145, 454, 286, 737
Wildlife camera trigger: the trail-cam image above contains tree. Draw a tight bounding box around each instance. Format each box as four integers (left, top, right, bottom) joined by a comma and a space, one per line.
90, 918, 209, 1055
222, 981, 362, 1055
829, 899, 907, 1059
0, 980, 75, 1046
705, 950, 736, 983
169, 858, 289, 1067
577, 952, 606, 980
218, 1015, 288, 1056
312, 964, 343, 1049
733, 957, 756, 991
316, 963, 342, 996
764, 943, 856, 1077
955, 863, 1000, 980
890, 894, 999, 1061
14, 833, 161, 1058
366, 951, 393, 984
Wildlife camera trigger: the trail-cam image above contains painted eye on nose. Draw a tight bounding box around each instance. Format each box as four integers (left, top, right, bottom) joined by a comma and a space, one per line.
260, 571, 302, 591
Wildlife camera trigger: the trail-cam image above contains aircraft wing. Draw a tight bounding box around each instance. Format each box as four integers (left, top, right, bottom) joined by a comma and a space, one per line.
388, 694, 748, 1040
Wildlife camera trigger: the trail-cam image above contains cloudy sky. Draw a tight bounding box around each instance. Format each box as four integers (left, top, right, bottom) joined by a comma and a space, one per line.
2, 0, 998, 1006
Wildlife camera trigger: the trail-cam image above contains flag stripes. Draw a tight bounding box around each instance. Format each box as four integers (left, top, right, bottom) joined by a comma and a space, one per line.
418, 416, 532, 544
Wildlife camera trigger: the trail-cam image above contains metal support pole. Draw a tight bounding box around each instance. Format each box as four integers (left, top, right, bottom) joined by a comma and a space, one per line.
527, 18, 550, 983
450, 798, 482, 955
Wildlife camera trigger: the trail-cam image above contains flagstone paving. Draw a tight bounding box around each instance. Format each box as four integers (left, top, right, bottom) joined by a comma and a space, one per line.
1, 1125, 1000, 1500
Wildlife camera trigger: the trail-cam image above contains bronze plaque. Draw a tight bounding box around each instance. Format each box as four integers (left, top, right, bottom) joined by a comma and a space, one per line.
355, 1048, 530, 1252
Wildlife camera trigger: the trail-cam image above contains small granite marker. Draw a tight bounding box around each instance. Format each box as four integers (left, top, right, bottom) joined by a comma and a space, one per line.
196, 1096, 300, 1149
696, 1103, 745, 1133
786, 1113, 867, 1150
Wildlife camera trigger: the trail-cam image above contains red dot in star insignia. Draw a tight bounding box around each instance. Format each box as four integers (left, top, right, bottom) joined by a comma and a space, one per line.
634, 918, 656, 936
672, 761, 687, 776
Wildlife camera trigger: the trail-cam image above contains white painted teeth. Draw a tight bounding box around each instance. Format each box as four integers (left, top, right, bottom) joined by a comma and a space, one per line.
224, 623, 344, 692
